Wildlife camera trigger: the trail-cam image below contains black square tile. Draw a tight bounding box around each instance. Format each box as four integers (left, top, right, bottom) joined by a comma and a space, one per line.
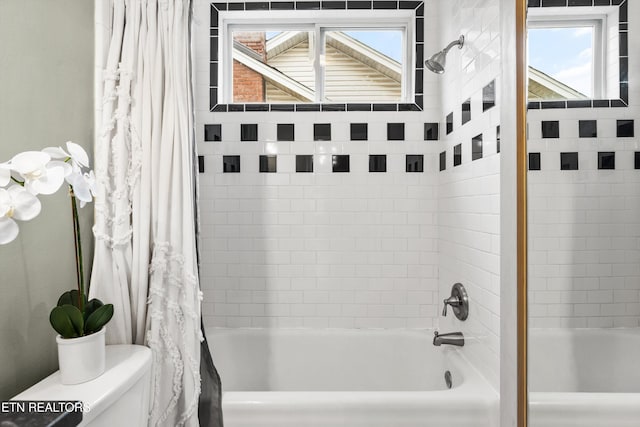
496, 125, 501, 153
528, 0, 541, 5
454, 144, 462, 166
529, 153, 541, 171
245, 104, 269, 112
483, 80, 496, 111
542, 0, 566, 5
424, 123, 439, 140
598, 152, 615, 169
204, 124, 222, 141
223, 155, 240, 173
322, 1, 346, 8
198, 156, 205, 173
297, 1, 321, 9
369, 155, 387, 172
635, 152, 640, 170
406, 155, 424, 172
446, 112, 454, 135
387, 123, 405, 140
314, 123, 331, 141
560, 152, 578, 170
332, 155, 350, 172
461, 99, 471, 125
241, 124, 258, 141
617, 120, 634, 137
351, 123, 368, 141
296, 155, 313, 173
260, 155, 277, 173
271, 1, 295, 9
568, 0, 591, 5
579, 120, 597, 138
472, 134, 483, 161
541, 121, 559, 138
439, 151, 446, 171
277, 124, 295, 141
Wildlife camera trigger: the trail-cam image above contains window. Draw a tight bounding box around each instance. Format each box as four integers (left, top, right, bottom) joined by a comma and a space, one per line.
220, 10, 416, 104
527, 4, 622, 102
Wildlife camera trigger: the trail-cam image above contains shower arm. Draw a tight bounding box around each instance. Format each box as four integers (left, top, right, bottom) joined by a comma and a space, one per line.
441, 35, 465, 55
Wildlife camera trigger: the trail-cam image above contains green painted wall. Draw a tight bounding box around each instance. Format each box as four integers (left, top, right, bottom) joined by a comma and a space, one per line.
0, 0, 94, 399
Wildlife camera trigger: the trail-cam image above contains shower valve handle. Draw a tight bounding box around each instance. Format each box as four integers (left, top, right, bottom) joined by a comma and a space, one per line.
441, 283, 469, 321
442, 295, 462, 316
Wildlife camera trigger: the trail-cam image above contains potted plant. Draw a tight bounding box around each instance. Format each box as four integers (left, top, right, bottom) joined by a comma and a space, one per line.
0, 142, 113, 384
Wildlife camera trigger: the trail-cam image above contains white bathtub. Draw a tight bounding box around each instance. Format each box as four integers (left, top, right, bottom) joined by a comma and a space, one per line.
529, 328, 640, 427
207, 328, 498, 427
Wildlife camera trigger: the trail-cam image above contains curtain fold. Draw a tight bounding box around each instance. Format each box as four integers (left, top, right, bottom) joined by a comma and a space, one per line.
91, 0, 221, 425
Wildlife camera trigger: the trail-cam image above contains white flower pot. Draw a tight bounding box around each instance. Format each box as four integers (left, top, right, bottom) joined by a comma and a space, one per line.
56, 328, 106, 385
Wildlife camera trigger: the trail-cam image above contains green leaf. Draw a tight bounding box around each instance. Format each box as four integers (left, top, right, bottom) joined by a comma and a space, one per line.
57, 290, 87, 310
84, 298, 104, 322
49, 305, 84, 338
84, 304, 114, 334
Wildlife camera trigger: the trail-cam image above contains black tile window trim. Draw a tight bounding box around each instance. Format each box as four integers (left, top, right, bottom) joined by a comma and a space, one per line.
198, 156, 205, 173
209, 1, 425, 112
578, 120, 597, 138
406, 155, 424, 172
560, 152, 578, 170
424, 123, 439, 140
314, 123, 332, 141
617, 119, 634, 137
351, 123, 368, 141
296, 155, 314, 172
369, 155, 387, 172
332, 155, 350, 172
634, 152, 640, 170
527, 1, 629, 109
496, 125, 501, 154
277, 123, 295, 141
259, 155, 277, 173
598, 151, 615, 170
223, 155, 241, 172
204, 124, 222, 141
541, 121, 559, 139
453, 143, 462, 166
472, 134, 483, 161
529, 152, 541, 171
387, 123, 405, 141
439, 151, 446, 171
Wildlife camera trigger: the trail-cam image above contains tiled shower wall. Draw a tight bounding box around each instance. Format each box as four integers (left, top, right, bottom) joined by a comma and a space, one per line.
437, 0, 501, 389
194, 0, 444, 328
528, 1, 640, 328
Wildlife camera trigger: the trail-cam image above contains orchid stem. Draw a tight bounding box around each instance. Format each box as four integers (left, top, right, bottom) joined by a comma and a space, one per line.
70, 188, 84, 315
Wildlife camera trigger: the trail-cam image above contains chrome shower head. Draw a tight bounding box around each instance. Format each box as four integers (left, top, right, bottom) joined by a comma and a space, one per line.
425, 35, 465, 74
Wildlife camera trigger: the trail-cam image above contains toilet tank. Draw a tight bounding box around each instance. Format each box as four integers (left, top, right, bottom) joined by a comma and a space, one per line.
14, 345, 152, 427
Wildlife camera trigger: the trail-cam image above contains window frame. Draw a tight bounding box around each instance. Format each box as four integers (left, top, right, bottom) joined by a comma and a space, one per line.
208, 1, 426, 113
528, 16, 605, 100
526, 1, 628, 109
221, 12, 414, 104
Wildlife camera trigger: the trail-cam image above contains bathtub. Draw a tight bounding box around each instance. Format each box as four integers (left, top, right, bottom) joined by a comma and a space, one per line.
207, 328, 498, 427
529, 328, 640, 427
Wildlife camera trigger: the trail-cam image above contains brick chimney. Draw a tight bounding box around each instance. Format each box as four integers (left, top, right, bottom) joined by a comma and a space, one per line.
233, 32, 266, 102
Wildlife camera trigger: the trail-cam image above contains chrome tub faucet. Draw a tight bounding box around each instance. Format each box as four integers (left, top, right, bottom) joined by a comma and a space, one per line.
433, 331, 465, 347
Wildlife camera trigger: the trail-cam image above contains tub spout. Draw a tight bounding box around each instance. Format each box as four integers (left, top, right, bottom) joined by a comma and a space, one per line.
433, 331, 464, 347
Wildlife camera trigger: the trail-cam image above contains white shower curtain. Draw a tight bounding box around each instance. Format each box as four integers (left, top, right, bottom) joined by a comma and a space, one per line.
90, 0, 202, 426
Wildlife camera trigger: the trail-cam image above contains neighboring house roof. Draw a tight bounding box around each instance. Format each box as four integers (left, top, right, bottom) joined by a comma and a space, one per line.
528, 66, 588, 100
233, 31, 402, 102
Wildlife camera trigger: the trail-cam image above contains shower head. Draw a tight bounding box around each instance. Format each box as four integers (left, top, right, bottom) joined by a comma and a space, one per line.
425, 35, 465, 74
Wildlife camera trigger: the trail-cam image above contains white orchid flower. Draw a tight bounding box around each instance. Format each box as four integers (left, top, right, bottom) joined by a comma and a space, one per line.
0, 185, 42, 244
69, 170, 96, 207
9, 151, 66, 196
0, 163, 11, 187
43, 141, 90, 169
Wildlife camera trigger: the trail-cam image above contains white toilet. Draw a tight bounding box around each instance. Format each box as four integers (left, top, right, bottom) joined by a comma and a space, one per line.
13, 345, 152, 426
